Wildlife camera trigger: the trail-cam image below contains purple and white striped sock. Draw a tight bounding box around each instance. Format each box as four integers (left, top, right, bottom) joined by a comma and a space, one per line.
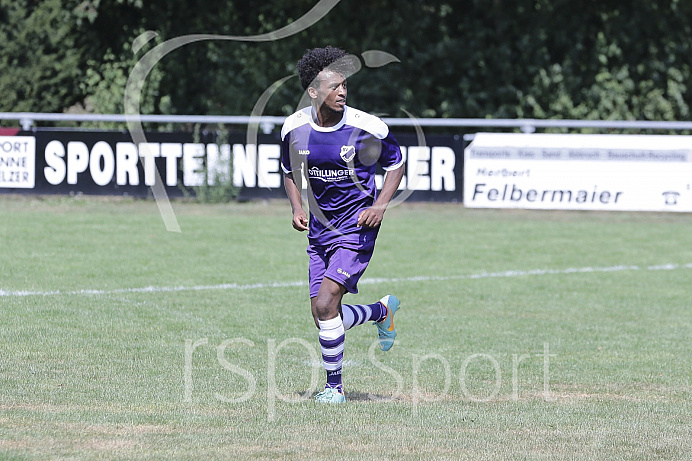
318, 316, 345, 388
341, 302, 386, 330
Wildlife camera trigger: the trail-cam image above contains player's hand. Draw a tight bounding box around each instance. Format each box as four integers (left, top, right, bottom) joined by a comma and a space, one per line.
292, 210, 309, 232
357, 207, 384, 228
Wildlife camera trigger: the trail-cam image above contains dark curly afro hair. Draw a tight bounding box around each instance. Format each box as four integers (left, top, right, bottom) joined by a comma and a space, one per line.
297, 46, 353, 90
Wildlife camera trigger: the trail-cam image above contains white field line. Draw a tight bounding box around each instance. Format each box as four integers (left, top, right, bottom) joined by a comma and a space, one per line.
1, 263, 691, 298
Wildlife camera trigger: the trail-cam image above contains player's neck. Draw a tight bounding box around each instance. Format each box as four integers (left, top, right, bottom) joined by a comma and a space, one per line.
314, 105, 344, 128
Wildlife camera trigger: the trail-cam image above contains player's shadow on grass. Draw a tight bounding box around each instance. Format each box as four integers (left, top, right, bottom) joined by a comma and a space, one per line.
298, 390, 401, 401
345, 392, 401, 402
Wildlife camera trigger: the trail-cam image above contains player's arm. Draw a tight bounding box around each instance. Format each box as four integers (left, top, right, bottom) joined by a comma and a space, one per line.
357, 163, 404, 228
284, 172, 308, 231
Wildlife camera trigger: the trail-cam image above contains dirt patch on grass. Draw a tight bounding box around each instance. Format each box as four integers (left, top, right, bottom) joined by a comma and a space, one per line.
0, 439, 30, 450
343, 382, 689, 404
77, 438, 137, 451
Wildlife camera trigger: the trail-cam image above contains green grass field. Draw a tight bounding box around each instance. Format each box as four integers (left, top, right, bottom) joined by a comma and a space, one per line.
1, 195, 691, 460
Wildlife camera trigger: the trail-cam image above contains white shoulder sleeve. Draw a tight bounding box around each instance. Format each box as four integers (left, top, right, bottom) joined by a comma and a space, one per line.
344, 107, 390, 140
281, 107, 312, 140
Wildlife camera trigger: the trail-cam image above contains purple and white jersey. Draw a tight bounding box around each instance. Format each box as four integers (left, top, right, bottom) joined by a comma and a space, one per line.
281, 105, 403, 249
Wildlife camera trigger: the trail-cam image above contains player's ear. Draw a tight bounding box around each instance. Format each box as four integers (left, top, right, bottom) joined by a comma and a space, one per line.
307, 86, 318, 99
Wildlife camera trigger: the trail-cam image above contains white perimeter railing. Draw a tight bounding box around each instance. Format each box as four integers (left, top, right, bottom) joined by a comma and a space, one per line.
2, 112, 692, 134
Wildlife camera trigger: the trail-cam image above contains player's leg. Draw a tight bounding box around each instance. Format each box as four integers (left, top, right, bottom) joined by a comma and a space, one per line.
314, 276, 345, 321
341, 301, 386, 329
307, 245, 328, 329
307, 245, 346, 403
322, 246, 400, 351
313, 277, 347, 403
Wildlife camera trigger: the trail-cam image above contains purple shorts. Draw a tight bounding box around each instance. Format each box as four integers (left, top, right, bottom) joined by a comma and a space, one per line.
307, 244, 374, 298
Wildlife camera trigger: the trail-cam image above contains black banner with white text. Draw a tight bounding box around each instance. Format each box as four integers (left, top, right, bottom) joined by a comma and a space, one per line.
0, 129, 464, 201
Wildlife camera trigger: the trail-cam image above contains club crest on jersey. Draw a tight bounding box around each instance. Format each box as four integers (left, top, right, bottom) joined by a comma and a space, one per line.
340, 145, 356, 163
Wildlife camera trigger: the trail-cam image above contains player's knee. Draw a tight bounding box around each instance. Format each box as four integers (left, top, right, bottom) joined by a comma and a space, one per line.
314, 297, 338, 320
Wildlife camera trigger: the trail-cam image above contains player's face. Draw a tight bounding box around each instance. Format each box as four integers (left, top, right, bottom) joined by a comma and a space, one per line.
310, 70, 347, 113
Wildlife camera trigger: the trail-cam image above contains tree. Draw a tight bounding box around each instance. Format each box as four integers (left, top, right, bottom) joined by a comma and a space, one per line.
0, 0, 87, 112
1, 0, 691, 125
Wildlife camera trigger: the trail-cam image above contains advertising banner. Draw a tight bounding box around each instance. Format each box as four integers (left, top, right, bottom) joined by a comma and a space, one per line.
0, 129, 463, 201
464, 133, 692, 212
0, 136, 36, 188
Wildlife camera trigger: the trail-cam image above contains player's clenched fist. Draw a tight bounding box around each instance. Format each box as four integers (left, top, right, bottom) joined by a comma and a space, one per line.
292, 210, 308, 231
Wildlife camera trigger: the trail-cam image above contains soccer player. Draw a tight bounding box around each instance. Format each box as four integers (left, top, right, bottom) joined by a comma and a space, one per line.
281, 46, 405, 404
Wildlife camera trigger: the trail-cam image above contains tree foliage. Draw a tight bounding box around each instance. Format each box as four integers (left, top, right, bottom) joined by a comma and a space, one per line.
1, 0, 691, 123
0, 0, 87, 112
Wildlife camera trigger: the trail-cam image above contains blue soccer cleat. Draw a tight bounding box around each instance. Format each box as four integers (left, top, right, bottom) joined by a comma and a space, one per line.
375, 295, 400, 351
314, 385, 346, 404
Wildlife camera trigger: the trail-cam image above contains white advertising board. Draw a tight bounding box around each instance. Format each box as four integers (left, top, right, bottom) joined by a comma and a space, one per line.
463, 133, 692, 212
0, 136, 35, 188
